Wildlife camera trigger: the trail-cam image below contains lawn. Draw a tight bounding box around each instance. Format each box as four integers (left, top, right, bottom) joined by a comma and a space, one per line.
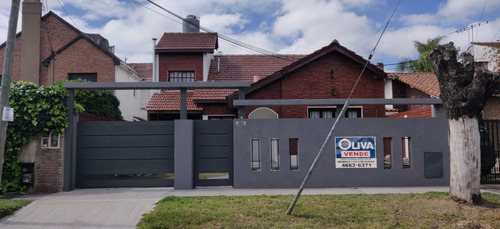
0, 199, 31, 218
138, 192, 500, 229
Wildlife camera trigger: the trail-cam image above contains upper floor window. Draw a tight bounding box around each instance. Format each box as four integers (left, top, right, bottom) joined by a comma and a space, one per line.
169, 71, 194, 82
308, 107, 335, 119
68, 73, 97, 82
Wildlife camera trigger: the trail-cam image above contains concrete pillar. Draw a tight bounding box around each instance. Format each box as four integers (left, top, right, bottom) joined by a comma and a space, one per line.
174, 120, 194, 189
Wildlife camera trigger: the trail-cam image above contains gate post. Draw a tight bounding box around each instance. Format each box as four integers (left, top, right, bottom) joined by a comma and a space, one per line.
63, 89, 76, 191
174, 120, 194, 189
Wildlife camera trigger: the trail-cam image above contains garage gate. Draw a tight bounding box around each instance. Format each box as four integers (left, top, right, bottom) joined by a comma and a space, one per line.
76, 121, 175, 188
75, 120, 234, 188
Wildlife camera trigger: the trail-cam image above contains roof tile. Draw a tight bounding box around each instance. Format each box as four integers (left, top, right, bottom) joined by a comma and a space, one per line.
146, 91, 202, 111
388, 72, 440, 97
156, 33, 218, 51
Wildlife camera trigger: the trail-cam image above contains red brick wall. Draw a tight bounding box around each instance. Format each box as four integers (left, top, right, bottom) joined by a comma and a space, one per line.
158, 53, 204, 82
392, 80, 432, 111
244, 52, 385, 118
0, 14, 115, 85
40, 15, 80, 64
0, 35, 23, 82
34, 134, 64, 193
201, 103, 235, 116
41, 38, 115, 85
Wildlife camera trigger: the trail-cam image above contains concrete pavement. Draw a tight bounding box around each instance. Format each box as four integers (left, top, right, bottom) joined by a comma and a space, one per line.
0, 185, 498, 229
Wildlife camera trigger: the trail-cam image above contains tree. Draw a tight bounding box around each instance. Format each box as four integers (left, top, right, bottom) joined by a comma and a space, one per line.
397, 36, 443, 72
430, 42, 499, 204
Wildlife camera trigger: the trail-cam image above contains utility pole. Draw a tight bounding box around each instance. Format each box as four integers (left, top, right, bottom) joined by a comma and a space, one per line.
0, 0, 21, 187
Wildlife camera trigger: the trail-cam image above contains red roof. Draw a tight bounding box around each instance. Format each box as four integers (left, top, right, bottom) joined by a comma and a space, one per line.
128, 63, 152, 80
209, 55, 304, 82
146, 91, 202, 111
471, 42, 500, 48
192, 89, 237, 102
156, 33, 218, 52
389, 72, 440, 97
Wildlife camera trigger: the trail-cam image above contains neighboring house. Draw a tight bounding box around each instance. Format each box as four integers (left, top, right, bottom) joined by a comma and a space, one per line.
0, 1, 147, 192
147, 32, 387, 120
466, 42, 500, 72
388, 72, 499, 120
0, 7, 147, 121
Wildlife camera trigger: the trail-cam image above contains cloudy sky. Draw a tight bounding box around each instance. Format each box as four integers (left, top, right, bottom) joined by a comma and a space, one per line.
1, 0, 500, 72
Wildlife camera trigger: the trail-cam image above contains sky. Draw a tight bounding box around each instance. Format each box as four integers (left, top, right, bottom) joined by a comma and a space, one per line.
1, 0, 500, 72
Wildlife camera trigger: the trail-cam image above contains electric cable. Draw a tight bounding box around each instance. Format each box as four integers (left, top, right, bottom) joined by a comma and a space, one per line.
286, 0, 402, 215
146, 0, 298, 62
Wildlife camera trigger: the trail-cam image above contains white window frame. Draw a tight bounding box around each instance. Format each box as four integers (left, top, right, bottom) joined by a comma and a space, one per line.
168, 71, 195, 82
307, 106, 336, 119
41, 133, 61, 149
345, 106, 363, 118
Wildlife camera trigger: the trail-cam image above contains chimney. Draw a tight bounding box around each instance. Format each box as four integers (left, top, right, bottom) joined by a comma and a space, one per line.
21, 0, 42, 84
376, 62, 384, 70
183, 15, 200, 33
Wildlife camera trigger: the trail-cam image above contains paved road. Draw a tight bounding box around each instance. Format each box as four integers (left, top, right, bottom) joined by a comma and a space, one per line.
0, 185, 497, 229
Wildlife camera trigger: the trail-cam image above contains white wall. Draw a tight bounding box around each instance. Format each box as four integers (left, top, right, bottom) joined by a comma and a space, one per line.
114, 63, 148, 121
470, 45, 499, 72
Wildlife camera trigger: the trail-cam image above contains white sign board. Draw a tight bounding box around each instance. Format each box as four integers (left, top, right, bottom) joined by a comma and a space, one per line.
335, 136, 376, 168
2, 107, 13, 122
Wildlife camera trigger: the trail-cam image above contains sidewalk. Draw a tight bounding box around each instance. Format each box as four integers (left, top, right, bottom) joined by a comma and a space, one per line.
0, 185, 497, 229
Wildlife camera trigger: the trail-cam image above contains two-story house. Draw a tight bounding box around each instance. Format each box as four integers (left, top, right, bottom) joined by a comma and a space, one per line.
147, 31, 387, 120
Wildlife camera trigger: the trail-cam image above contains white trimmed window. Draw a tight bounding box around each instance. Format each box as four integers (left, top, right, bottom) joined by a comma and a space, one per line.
308, 107, 336, 119
169, 71, 195, 82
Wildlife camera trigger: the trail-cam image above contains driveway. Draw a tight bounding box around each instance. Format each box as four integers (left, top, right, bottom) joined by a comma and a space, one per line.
0, 188, 171, 229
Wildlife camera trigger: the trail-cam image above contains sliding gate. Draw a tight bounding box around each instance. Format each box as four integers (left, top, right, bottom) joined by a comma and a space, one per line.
76, 121, 174, 188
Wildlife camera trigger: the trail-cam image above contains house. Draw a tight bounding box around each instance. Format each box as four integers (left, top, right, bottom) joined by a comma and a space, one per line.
0, 2, 148, 121
0, 1, 148, 192
387, 72, 499, 120
147, 31, 387, 120
466, 42, 500, 72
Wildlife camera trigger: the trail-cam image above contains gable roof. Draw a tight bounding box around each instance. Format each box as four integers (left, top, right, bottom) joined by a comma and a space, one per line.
156, 33, 218, 53
227, 40, 387, 100
388, 72, 440, 97
128, 63, 153, 80
38, 11, 121, 65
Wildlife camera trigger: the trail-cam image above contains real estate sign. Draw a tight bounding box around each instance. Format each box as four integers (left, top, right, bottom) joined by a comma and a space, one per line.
335, 136, 376, 168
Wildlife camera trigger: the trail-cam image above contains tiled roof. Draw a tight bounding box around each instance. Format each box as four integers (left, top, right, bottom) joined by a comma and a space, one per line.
208, 55, 304, 82
156, 33, 218, 52
192, 89, 237, 101
389, 72, 440, 97
128, 63, 152, 80
146, 91, 202, 111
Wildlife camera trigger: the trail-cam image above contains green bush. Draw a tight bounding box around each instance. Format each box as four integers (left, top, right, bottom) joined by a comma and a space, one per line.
2, 82, 69, 192
1, 80, 122, 192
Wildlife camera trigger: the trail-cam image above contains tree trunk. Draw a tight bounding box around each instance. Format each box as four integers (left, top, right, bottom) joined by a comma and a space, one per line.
430, 42, 498, 204
448, 117, 481, 204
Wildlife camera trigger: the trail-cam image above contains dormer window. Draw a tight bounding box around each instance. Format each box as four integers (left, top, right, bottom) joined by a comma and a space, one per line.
169, 71, 195, 82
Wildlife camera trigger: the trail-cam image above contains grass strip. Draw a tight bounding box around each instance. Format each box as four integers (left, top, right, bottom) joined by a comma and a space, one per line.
138, 192, 500, 229
0, 199, 31, 218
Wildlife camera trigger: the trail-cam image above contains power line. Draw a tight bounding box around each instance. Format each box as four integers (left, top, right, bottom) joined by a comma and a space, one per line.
146, 0, 298, 62
56, 0, 79, 29
286, 0, 401, 216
